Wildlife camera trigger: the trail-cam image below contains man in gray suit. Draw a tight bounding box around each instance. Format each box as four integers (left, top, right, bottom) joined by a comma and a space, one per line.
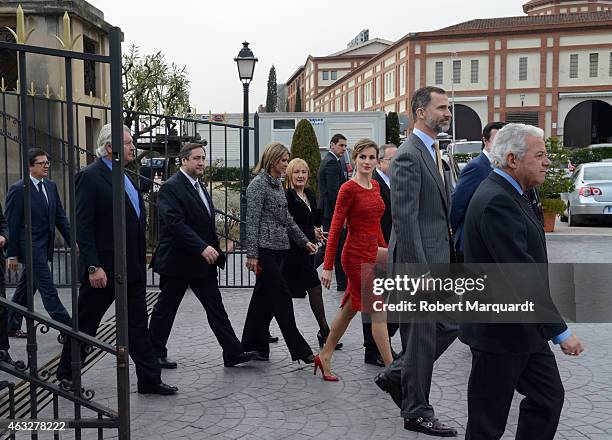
375, 86, 459, 437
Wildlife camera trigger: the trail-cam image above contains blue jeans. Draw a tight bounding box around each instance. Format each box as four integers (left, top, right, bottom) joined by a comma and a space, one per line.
7, 250, 71, 331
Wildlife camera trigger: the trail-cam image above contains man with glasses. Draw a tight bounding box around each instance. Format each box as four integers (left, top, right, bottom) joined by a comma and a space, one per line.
5, 148, 72, 337
148, 143, 258, 368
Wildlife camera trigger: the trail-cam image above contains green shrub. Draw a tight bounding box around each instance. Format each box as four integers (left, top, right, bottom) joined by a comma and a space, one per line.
541, 197, 566, 215
386, 112, 400, 147
290, 119, 321, 195
541, 137, 574, 200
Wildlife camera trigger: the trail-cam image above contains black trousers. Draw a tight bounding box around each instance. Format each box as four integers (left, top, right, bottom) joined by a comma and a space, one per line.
57, 280, 161, 386
0, 256, 9, 351
148, 273, 243, 362
382, 321, 458, 417
315, 226, 347, 290
362, 319, 399, 356
466, 346, 564, 440
241, 249, 312, 360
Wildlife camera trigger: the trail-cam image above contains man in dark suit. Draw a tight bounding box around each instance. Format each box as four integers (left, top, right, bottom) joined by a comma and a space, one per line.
451, 122, 506, 261
0, 201, 10, 358
316, 133, 348, 291
375, 87, 458, 436
56, 123, 177, 395
362, 143, 399, 367
148, 143, 257, 368
5, 148, 72, 337
461, 123, 583, 440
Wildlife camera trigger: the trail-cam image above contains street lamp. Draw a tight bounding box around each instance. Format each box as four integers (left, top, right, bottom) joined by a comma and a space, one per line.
450, 52, 458, 145
234, 42, 258, 242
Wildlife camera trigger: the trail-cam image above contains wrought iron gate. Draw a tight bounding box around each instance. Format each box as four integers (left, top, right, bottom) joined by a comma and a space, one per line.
0, 25, 131, 438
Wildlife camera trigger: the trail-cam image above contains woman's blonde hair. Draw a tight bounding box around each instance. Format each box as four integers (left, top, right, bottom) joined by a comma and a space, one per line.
254, 141, 290, 174
285, 158, 310, 190
351, 138, 379, 162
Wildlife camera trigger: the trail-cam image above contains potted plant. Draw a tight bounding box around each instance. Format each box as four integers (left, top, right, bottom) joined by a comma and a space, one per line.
538, 138, 574, 232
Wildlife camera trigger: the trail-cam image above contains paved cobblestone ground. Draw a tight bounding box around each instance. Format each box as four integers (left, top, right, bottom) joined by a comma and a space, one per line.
11, 230, 612, 439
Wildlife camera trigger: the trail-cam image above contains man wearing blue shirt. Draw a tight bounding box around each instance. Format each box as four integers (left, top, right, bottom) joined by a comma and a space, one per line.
460, 123, 583, 440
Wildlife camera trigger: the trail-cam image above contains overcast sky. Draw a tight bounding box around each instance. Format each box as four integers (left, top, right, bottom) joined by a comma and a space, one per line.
91, 0, 530, 113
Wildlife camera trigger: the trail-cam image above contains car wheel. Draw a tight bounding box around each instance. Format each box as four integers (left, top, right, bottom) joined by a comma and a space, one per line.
568, 206, 580, 227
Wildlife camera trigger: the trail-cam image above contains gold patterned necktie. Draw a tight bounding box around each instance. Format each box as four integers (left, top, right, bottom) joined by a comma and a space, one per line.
433, 142, 445, 181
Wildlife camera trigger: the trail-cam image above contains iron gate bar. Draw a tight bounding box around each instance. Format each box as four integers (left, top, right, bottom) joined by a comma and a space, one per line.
0, 41, 110, 63
0, 298, 116, 353
17, 47, 40, 440
108, 26, 130, 440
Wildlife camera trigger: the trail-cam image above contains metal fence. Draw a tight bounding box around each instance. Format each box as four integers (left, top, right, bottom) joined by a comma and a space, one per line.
0, 91, 258, 290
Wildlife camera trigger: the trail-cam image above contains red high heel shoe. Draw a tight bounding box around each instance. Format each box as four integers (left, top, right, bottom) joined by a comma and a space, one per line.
313, 355, 339, 382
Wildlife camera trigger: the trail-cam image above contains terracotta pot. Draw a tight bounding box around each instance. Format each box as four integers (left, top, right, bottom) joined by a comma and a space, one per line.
543, 210, 556, 232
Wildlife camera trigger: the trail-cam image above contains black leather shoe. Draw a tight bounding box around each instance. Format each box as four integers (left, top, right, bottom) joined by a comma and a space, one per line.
158, 356, 177, 369
317, 331, 343, 350
137, 382, 178, 395
364, 353, 385, 367
374, 372, 402, 408
255, 354, 269, 361
224, 350, 258, 367
268, 336, 279, 343
404, 417, 457, 437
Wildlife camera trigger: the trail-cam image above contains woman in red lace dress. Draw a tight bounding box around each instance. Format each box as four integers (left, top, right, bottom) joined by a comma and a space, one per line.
314, 139, 391, 381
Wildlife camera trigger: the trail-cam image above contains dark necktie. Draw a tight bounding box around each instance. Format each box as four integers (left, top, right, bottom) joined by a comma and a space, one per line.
37, 181, 48, 207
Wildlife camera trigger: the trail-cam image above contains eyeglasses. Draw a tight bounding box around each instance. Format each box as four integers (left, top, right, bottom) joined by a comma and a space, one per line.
34, 161, 51, 167
380, 158, 392, 162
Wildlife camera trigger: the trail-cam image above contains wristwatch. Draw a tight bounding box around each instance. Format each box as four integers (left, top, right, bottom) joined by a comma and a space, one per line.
87, 265, 98, 274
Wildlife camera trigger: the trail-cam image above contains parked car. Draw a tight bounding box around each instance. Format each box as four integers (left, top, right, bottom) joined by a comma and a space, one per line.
585, 143, 612, 150
447, 141, 482, 171
560, 162, 612, 226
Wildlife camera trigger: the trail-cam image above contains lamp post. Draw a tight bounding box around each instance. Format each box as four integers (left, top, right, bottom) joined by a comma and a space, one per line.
234, 42, 258, 242
450, 52, 457, 145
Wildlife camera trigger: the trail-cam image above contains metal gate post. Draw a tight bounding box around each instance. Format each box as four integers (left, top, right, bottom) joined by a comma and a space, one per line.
109, 26, 130, 440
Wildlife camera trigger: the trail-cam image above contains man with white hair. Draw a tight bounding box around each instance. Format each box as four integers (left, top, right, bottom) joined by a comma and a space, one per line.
460, 123, 583, 439
57, 123, 178, 395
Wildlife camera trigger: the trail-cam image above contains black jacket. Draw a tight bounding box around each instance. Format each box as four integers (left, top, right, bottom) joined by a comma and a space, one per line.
76, 159, 146, 284
460, 172, 567, 354
372, 169, 392, 243
286, 187, 319, 244
151, 170, 225, 279
5, 178, 71, 261
0, 201, 7, 268
317, 152, 347, 229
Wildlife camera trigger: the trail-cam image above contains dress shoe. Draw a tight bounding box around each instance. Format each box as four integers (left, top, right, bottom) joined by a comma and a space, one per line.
404, 417, 457, 437
317, 331, 343, 350
374, 372, 402, 408
8, 330, 27, 338
137, 382, 178, 395
364, 353, 385, 367
224, 350, 258, 367
158, 356, 177, 369
255, 354, 269, 361
268, 336, 279, 343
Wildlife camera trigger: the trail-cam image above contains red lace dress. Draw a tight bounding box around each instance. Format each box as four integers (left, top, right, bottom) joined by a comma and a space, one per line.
323, 179, 387, 312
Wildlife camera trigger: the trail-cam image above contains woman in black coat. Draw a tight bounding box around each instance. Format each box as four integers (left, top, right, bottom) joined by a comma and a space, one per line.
284, 158, 341, 350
